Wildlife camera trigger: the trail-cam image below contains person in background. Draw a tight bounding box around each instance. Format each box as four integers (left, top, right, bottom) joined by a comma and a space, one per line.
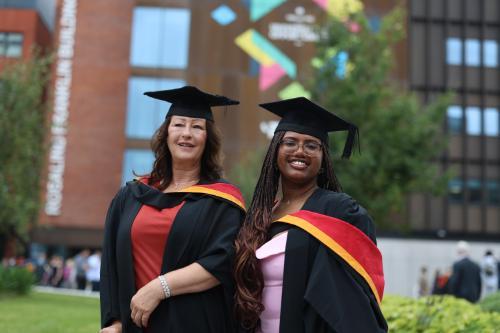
62, 258, 76, 289
431, 268, 451, 295
417, 266, 430, 297
49, 255, 64, 288
480, 249, 498, 298
87, 250, 101, 292
74, 249, 90, 290
448, 241, 481, 303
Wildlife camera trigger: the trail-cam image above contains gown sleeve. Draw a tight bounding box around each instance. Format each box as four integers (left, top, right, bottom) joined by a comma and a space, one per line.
195, 201, 244, 288
100, 187, 125, 328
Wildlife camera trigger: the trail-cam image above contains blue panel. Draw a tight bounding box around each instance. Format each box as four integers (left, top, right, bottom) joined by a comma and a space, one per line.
465, 39, 481, 66
122, 149, 155, 184
126, 77, 186, 139
368, 16, 381, 32
334, 51, 348, 78
249, 58, 260, 76
446, 38, 462, 65
130, 7, 191, 69
211, 5, 237, 26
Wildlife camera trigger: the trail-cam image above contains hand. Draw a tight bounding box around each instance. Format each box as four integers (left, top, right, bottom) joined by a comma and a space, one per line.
100, 321, 122, 333
130, 277, 165, 327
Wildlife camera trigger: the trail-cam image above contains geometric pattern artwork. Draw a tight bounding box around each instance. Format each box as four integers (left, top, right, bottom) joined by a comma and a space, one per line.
235, 29, 297, 91
313, 0, 363, 21
259, 63, 286, 91
251, 0, 286, 22
211, 5, 237, 26
333, 51, 349, 78
278, 81, 311, 100
311, 47, 351, 79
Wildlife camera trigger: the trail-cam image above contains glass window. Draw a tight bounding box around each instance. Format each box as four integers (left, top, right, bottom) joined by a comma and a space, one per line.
446, 38, 462, 65
130, 7, 191, 69
465, 106, 481, 135
126, 77, 185, 139
487, 180, 500, 205
0, 32, 23, 58
467, 179, 482, 204
483, 40, 498, 67
448, 179, 464, 203
447, 105, 463, 134
483, 107, 499, 136
465, 39, 481, 66
122, 149, 155, 184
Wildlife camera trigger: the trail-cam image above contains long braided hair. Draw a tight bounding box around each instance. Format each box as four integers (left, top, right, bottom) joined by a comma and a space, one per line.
233, 131, 342, 330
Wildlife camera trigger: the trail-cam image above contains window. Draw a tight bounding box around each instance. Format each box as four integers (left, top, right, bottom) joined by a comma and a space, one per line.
126, 77, 185, 139
483, 40, 498, 67
465, 39, 481, 66
0, 32, 23, 58
447, 105, 463, 134
487, 181, 500, 205
465, 106, 481, 136
467, 179, 482, 204
122, 149, 155, 184
448, 179, 464, 203
448, 105, 499, 136
446, 38, 462, 65
130, 7, 191, 68
446, 38, 499, 68
483, 108, 499, 136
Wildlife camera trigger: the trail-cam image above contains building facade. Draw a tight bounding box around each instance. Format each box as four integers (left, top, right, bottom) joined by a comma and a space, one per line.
408, 0, 500, 239
1, 0, 499, 254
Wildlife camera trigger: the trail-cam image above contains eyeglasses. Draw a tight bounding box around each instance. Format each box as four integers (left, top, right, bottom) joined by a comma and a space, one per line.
279, 139, 322, 155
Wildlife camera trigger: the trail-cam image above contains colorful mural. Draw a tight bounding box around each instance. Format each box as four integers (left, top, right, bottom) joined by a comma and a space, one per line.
224, 0, 363, 95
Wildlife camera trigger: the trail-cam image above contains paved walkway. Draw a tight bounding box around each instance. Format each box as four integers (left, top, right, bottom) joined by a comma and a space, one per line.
34, 285, 99, 298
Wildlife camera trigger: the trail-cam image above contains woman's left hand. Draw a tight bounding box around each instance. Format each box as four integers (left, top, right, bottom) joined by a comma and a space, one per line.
130, 278, 165, 327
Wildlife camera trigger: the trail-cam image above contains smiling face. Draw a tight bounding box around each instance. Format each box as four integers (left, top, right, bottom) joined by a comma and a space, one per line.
167, 115, 207, 166
277, 131, 323, 186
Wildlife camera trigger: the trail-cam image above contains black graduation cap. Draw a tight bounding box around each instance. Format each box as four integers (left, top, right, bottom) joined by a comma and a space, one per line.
143, 85, 239, 121
259, 97, 358, 159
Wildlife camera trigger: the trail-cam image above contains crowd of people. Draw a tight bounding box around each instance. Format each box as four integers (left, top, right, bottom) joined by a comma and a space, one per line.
417, 241, 499, 303
1, 249, 103, 292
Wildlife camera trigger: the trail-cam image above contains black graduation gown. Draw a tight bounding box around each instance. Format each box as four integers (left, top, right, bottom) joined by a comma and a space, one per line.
100, 179, 245, 333
264, 188, 387, 333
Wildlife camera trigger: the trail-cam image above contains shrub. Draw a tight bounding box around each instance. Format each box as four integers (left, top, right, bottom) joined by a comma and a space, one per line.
381, 294, 500, 332
0, 266, 35, 295
479, 292, 500, 314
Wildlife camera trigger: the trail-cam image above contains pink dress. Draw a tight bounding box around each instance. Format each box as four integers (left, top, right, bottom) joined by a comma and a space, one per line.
256, 232, 288, 333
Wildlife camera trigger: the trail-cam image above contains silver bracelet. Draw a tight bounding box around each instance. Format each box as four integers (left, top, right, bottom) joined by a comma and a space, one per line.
158, 275, 171, 299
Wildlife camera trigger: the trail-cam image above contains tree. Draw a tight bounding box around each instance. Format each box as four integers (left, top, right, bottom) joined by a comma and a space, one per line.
0, 53, 51, 256
309, 8, 450, 230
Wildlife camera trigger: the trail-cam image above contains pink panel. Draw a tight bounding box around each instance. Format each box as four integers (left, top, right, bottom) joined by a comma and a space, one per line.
259, 63, 286, 91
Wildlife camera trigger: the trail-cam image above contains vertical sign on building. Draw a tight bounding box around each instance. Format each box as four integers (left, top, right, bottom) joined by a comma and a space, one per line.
45, 0, 77, 216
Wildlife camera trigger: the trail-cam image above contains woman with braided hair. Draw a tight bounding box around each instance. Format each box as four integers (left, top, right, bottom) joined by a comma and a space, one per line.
234, 97, 387, 333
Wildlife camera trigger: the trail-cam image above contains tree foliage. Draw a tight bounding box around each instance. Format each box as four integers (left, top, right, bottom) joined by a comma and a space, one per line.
310, 8, 451, 229
0, 53, 51, 248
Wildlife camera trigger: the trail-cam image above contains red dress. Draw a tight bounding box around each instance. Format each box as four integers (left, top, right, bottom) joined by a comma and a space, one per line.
131, 183, 185, 290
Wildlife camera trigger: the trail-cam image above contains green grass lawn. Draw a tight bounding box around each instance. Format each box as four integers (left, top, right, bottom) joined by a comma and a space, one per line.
0, 291, 100, 333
